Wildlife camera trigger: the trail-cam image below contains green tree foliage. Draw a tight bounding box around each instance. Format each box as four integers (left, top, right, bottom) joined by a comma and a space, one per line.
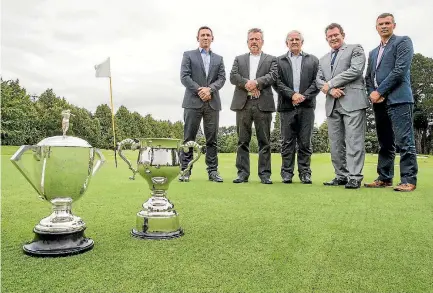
270, 112, 281, 153
34, 89, 71, 138
364, 105, 379, 154
95, 104, 115, 149
411, 53, 433, 154
217, 126, 237, 153
1, 79, 40, 145
312, 120, 329, 153
1, 80, 185, 149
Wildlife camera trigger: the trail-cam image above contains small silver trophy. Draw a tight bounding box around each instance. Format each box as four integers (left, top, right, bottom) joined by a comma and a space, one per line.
118, 138, 202, 239
10, 110, 105, 256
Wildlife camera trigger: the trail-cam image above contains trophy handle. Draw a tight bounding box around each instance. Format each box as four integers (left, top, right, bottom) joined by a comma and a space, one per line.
10, 145, 41, 195
180, 141, 202, 175
92, 148, 105, 176
117, 138, 140, 180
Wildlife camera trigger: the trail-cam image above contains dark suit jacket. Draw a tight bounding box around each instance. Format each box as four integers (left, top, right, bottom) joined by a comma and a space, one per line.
180, 49, 226, 111
274, 52, 319, 111
229, 53, 277, 112
365, 35, 414, 105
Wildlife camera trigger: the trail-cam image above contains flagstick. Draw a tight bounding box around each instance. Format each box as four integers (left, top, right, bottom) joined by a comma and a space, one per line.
109, 76, 118, 167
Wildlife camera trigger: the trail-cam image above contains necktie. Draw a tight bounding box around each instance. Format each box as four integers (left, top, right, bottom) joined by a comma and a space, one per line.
331, 50, 338, 71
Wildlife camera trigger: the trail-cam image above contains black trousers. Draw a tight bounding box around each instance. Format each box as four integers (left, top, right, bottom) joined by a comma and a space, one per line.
235, 99, 272, 179
180, 102, 219, 174
280, 107, 315, 178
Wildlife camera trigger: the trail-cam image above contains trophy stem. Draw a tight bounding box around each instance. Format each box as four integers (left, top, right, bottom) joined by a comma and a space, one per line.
151, 190, 167, 197
131, 189, 184, 240
51, 198, 74, 222
34, 198, 86, 233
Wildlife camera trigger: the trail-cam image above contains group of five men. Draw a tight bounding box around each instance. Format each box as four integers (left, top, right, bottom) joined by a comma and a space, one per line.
178, 12, 418, 192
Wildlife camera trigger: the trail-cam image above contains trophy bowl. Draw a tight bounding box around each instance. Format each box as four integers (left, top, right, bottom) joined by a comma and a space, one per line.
118, 138, 202, 240
10, 135, 105, 256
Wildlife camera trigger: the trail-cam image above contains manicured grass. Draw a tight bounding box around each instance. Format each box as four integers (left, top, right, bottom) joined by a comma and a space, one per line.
1, 146, 433, 293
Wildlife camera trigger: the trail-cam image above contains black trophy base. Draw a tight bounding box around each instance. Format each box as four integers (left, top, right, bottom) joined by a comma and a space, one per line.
131, 228, 184, 240
23, 229, 94, 257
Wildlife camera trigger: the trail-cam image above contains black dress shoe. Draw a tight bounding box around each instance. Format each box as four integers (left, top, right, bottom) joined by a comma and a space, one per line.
233, 176, 248, 183
300, 173, 312, 184
282, 176, 292, 184
345, 178, 361, 189
260, 178, 273, 184
209, 171, 223, 182
323, 177, 347, 186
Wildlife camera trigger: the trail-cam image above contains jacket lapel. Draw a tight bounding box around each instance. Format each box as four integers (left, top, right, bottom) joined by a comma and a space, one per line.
331, 44, 347, 77
376, 34, 396, 70
207, 53, 216, 81
257, 53, 267, 72
299, 53, 308, 88
285, 54, 294, 85
370, 46, 379, 75
244, 53, 250, 76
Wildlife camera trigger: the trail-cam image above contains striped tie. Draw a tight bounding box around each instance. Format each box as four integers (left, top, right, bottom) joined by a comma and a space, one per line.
331, 50, 338, 71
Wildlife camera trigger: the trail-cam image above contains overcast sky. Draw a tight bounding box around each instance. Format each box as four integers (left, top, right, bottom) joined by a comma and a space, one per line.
2, 0, 432, 127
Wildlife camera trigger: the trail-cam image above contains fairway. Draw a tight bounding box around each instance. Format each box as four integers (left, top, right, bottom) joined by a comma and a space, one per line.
1, 146, 433, 293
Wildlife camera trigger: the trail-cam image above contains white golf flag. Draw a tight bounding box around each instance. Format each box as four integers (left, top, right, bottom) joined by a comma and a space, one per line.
95, 57, 111, 77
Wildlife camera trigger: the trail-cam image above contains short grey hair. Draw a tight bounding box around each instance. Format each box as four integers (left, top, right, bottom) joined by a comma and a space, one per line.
377, 12, 395, 23
247, 28, 264, 40
286, 30, 304, 42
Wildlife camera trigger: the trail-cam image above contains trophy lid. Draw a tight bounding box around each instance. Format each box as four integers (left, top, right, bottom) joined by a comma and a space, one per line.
37, 136, 92, 147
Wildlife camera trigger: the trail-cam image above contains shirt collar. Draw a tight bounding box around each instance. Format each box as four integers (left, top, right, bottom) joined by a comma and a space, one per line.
249, 52, 262, 57
288, 50, 303, 57
199, 47, 211, 54
380, 35, 393, 47
331, 43, 345, 54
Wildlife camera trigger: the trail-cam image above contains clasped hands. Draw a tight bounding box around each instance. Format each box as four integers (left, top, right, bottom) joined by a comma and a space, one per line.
321, 83, 345, 99
198, 87, 212, 102
321, 83, 385, 103
369, 91, 385, 104
292, 93, 305, 106
245, 80, 260, 98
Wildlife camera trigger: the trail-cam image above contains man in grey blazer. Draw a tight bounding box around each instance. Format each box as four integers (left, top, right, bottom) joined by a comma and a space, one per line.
275, 30, 319, 184
180, 26, 226, 182
364, 13, 418, 192
230, 28, 278, 184
316, 23, 369, 189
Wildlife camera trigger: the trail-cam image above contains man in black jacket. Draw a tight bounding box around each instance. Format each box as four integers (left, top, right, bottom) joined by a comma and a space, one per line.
274, 30, 319, 184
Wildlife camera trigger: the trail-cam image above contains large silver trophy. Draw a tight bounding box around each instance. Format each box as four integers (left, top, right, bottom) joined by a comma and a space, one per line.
118, 138, 202, 239
10, 111, 105, 256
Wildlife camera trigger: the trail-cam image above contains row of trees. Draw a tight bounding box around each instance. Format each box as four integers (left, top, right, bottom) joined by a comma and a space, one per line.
1, 79, 184, 149
2, 54, 432, 154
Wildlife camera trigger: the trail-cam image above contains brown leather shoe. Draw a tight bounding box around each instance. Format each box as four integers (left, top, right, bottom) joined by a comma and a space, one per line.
364, 180, 392, 188
393, 183, 416, 192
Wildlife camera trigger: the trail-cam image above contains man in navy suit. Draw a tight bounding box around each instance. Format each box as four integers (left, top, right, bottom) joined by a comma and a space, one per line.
179, 26, 226, 182
364, 13, 418, 192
